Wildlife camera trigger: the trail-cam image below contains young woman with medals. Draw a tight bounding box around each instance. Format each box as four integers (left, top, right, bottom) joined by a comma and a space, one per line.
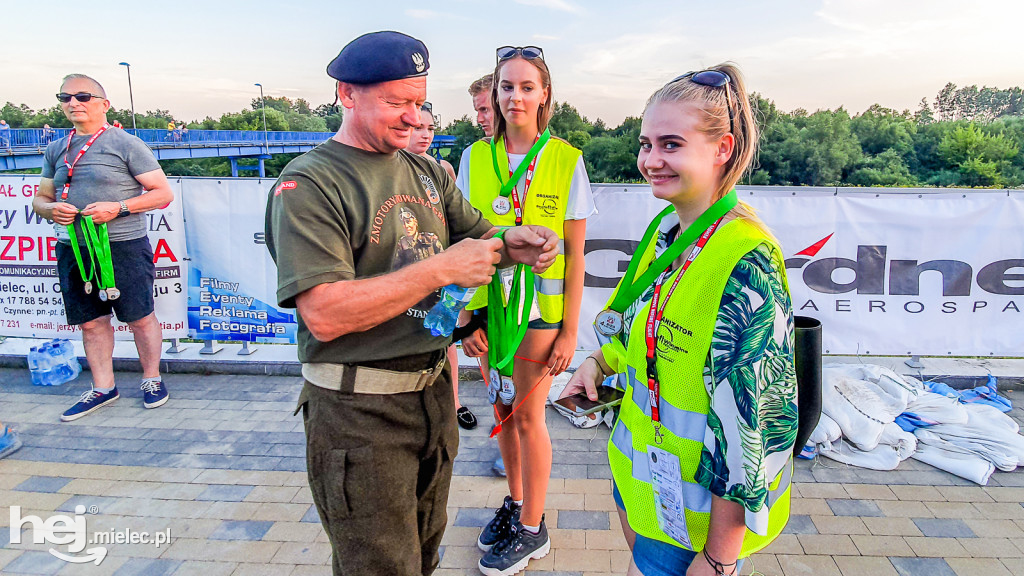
455, 45, 596, 576
562, 65, 797, 576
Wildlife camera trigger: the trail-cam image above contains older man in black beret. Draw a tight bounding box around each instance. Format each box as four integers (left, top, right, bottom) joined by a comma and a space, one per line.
264, 31, 560, 576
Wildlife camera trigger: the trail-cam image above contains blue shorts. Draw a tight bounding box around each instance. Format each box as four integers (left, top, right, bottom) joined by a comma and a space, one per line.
57, 236, 156, 326
527, 318, 562, 330
613, 483, 744, 576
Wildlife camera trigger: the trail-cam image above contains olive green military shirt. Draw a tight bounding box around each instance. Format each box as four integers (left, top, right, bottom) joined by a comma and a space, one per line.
265, 139, 492, 364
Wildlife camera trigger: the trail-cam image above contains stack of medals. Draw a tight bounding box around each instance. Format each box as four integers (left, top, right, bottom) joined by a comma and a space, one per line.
486, 262, 534, 405
66, 215, 119, 301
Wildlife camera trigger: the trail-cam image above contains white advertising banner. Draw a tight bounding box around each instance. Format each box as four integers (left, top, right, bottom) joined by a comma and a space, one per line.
6, 174, 1018, 357
0, 175, 188, 339
180, 178, 296, 343
581, 185, 1024, 356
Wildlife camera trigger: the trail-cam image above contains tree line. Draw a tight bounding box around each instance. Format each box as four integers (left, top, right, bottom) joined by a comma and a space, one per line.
3, 82, 1021, 187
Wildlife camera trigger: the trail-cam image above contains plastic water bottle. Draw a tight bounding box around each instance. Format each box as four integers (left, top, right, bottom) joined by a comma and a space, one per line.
56, 339, 81, 380
28, 344, 55, 386
28, 339, 80, 386
423, 285, 477, 337
52, 339, 81, 384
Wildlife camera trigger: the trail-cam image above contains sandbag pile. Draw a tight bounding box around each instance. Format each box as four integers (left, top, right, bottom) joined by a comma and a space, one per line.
806, 365, 1020, 485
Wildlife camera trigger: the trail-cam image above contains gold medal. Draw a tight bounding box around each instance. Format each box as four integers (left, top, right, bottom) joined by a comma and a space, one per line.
106, 287, 121, 301
84, 281, 92, 295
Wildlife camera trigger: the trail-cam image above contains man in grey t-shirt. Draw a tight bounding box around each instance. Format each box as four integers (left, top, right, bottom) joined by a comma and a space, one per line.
33, 74, 176, 422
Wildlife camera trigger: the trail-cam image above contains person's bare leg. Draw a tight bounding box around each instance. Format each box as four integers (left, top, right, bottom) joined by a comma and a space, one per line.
617, 506, 637, 551
493, 362, 524, 501
448, 345, 462, 410
127, 313, 163, 379
81, 316, 116, 389
511, 328, 558, 527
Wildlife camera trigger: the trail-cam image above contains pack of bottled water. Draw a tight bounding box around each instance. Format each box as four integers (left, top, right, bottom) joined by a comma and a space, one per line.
27, 339, 82, 386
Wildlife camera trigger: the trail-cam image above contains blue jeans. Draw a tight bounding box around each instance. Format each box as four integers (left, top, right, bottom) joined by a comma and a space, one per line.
613, 483, 745, 576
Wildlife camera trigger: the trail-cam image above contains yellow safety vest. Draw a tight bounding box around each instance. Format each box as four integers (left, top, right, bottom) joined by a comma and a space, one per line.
466, 136, 580, 323
603, 217, 794, 557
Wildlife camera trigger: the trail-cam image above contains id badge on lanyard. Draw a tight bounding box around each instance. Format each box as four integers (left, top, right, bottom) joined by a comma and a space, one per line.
499, 267, 541, 322
647, 446, 692, 548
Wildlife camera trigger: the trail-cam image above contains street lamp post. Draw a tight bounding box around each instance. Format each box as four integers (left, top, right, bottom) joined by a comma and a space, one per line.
254, 83, 269, 154
118, 62, 137, 131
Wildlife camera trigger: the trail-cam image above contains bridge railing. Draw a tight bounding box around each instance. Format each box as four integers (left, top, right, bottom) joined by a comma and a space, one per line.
1, 128, 457, 155
2, 128, 74, 151
125, 129, 336, 148
0, 128, 336, 152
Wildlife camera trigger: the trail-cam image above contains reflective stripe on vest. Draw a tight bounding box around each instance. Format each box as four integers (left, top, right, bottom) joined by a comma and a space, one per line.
607, 217, 795, 557
466, 137, 580, 323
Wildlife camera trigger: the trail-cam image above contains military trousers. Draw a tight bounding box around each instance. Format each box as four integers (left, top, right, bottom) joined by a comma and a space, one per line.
297, 351, 458, 576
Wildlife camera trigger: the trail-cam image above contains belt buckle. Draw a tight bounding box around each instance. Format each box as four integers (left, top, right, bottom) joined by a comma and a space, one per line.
416, 350, 447, 390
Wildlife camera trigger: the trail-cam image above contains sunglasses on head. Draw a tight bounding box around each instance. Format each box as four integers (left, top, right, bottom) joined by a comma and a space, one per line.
421, 102, 433, 114
56, 92, 105, 103
671, 70, 734, 135
496, 46, 544, 64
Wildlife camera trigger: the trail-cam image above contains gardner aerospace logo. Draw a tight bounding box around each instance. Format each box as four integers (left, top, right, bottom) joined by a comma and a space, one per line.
786, 233, 1024, 314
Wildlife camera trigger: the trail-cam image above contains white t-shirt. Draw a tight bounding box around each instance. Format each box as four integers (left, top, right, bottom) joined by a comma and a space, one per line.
456, 142, 597, 221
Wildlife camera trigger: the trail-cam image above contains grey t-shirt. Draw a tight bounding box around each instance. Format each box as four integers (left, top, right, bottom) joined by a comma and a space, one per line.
42, 127, 162, 242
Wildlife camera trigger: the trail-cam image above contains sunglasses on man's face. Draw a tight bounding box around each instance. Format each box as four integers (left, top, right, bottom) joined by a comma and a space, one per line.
671, 70, 735, 134
56, 92, 105, 104
496, 46, 544, 64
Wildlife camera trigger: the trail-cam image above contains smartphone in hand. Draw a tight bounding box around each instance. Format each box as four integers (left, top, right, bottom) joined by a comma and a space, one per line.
554, 386, 625, 417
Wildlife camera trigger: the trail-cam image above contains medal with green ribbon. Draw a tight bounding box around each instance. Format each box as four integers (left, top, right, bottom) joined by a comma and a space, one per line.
489, 129, 550, 217
72, 216, 119, 301
487, 263, 534, 376
595, 189, 739, 336
64, 217, 95, 295
483, 228, 535, 405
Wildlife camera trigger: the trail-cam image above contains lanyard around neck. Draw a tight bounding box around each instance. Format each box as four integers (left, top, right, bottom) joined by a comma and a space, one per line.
644, 215, 725, 435
61, 123, 110, 201
506, 146, 540, 226
609, 190, 738, 315
490, 128, 550, 198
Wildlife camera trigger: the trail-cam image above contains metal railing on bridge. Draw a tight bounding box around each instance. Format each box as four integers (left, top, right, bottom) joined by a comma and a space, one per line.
0, 128, 339, 153
0, 128, 458, 152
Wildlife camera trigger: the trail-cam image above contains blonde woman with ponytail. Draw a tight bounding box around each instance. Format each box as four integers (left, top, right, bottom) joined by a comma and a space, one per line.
562, 64, 797, 576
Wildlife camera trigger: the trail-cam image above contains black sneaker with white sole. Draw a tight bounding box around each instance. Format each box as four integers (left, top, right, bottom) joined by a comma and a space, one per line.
478, 516, 549, 576
477, 496, 521, 552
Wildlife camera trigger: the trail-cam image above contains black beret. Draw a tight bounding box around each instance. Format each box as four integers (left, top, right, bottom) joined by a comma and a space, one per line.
327, 31, 430, 84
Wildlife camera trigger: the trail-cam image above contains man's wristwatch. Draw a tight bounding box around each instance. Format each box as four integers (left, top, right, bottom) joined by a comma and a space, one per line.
116, 201, 130, 218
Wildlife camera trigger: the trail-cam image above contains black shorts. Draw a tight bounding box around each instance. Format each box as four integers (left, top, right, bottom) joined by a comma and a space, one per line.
57, 236, 156, 326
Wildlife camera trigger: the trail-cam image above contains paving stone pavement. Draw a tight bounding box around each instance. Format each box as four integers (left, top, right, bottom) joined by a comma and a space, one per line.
1, 367, 1024, 575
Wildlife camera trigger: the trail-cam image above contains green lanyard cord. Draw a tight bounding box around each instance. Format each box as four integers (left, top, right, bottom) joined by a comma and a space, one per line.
64, 219, 96, 288
487, 263, 535, 376
81, 216, 115, 290
608, 189, 739, 313
489, 128, 551, 197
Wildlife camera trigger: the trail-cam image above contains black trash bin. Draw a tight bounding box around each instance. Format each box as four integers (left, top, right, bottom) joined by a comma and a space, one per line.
793, 316, 822, 456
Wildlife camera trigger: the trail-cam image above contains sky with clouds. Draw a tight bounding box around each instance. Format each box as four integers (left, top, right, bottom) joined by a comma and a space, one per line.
3, 0, 1022, 127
